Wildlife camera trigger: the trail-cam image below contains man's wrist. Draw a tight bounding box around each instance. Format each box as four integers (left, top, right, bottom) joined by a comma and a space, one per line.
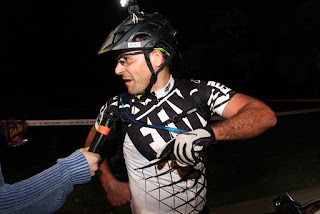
97, 159, 118, 189
203, 126, 216, 143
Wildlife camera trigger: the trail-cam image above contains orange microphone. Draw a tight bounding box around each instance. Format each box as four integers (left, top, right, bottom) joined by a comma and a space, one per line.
89, 105, 119, 153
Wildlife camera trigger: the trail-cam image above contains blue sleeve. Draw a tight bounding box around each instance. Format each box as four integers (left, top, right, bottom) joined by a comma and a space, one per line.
0, 150, 91, 214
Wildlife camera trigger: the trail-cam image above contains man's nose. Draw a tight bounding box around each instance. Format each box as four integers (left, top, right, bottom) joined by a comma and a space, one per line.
115, 63, 125, 76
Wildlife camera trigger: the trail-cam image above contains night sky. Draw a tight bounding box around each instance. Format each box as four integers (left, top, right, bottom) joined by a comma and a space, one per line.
1, 0, 320, 120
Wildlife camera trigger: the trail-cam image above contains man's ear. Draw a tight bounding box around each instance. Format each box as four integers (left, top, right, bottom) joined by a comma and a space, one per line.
149, 49, 165, 68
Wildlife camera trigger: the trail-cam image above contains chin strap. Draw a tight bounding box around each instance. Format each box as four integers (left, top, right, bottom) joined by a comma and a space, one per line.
140, 49, 172, 101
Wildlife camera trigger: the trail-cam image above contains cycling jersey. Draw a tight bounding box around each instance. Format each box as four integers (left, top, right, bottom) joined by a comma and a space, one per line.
95, 76, 235, 214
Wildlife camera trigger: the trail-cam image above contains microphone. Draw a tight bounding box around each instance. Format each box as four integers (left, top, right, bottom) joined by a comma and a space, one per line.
89, 105, 119, 153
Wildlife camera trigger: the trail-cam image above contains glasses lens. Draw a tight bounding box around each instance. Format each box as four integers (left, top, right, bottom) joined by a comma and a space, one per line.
117, 51, 144, 65
117, 56, 125, 65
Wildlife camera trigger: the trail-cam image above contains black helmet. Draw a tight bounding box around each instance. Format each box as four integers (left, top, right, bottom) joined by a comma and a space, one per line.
98, 12, 179, 100
98, 12, 178, 57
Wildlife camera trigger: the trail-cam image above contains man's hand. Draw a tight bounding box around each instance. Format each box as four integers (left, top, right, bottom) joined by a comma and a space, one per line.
157, 127, 216, 169
102, 179, 132, 206
79, 147, 101, 176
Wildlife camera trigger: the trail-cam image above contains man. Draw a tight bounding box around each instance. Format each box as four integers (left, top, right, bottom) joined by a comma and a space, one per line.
0, 148, 101, 213
85, 12, 276, 213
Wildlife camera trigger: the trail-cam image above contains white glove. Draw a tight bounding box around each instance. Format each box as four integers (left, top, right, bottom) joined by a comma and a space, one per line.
157, 127, 216, 170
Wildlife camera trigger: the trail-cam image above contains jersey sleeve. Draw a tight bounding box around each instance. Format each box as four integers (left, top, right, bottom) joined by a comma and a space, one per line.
195, 80, 236, 116
95, 95, 119, 130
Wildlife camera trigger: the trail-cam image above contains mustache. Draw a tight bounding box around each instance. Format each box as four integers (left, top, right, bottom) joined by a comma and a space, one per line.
121, 73, 134, 80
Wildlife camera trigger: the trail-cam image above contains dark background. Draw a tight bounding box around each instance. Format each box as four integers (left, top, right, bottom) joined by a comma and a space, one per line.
1, 0, 320, 120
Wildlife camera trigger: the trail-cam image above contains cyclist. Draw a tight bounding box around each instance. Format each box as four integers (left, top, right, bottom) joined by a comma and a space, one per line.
85, 12, 276, 214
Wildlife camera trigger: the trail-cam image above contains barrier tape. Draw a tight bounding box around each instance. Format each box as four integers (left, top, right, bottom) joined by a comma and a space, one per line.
275, 108, 320, 116
26, 119, 96, 127
265, 99, 320, 102
211, 108, 320, 120
22, 108, 320, 126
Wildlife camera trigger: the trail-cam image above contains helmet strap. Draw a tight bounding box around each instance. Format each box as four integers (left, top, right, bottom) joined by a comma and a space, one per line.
140, 49, 172, 101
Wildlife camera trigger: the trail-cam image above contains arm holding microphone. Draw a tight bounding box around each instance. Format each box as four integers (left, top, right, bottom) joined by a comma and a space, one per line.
0, 114, 102, 213
0, 149, 101, 213
85, 105, 132, 207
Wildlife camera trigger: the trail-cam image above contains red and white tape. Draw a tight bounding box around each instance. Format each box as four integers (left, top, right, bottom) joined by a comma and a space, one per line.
24, 108, 320, 126
26, 119, 96, 127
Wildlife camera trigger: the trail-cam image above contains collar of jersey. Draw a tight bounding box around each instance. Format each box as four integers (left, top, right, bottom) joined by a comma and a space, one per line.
135, 75, 174, 101
153, 75, 175, 99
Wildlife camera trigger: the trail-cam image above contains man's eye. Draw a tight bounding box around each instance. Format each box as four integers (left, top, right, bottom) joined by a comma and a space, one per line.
117, 54, 135, 65
118, 56, 128, 65
118, 59, 125, 65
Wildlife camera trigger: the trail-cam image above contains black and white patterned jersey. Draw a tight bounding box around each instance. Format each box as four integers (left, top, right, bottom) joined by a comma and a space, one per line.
95, 76, 235, 214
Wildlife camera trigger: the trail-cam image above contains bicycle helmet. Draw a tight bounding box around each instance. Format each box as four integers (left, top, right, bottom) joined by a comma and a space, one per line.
98, 12, 179, 100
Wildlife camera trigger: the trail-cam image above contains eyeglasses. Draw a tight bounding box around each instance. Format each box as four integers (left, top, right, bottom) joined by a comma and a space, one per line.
117, 51, 144, 66
116, 48, 171, 66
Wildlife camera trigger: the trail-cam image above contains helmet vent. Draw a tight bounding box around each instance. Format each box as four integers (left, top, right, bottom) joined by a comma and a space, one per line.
114, 33, 124, 43
132, 33, 150, 42
146, 23, 161, 32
